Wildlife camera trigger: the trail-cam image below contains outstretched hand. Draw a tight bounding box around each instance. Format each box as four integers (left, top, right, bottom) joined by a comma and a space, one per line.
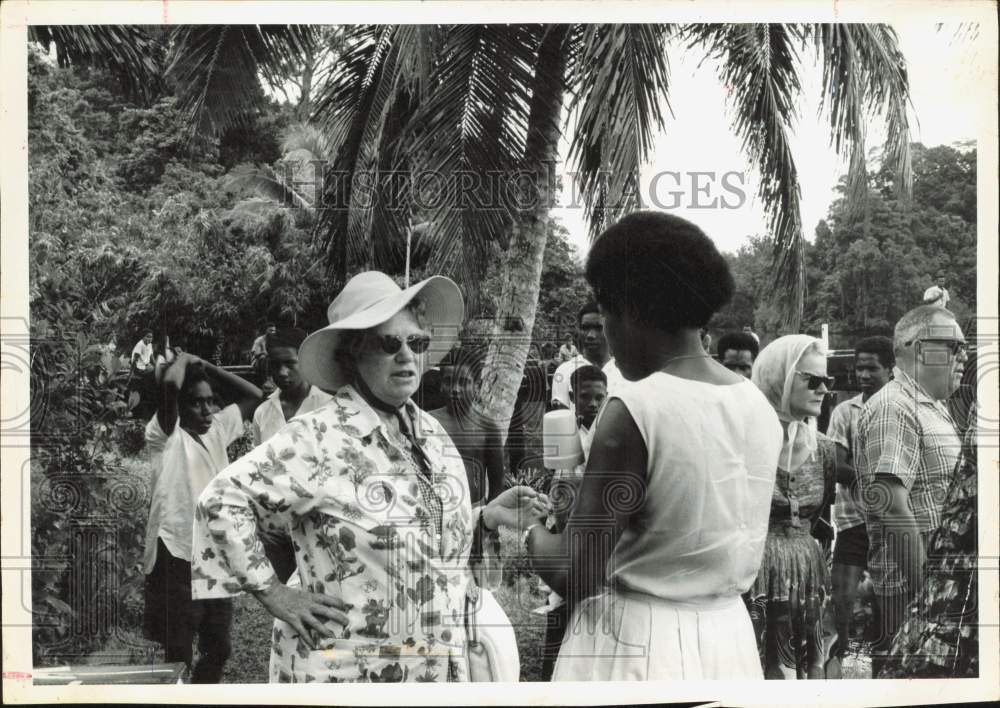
253, 583, 352, 650
484, 485, 551, 533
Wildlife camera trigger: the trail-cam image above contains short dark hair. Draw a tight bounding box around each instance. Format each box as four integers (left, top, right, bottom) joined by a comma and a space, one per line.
585, 212, 734, 330
177, 362, 211, 407
717, 331, 759, 360
571, 364, 607, 393
267, 328, 308, 352
577, 302, 600, 326
855, 335, 895, 369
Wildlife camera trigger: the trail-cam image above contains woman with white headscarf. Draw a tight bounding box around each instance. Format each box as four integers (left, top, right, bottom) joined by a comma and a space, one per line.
750, 334, 839, 679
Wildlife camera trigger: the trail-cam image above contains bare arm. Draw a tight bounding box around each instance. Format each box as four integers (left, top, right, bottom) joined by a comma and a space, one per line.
871, 475, 925, 601
156, 353, 193, 436
834, 444, 856, 486
201, 360, 263, 421
527, 399, 647, 601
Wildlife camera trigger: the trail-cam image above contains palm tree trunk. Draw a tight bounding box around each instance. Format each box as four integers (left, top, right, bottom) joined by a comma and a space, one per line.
297, 51, 314, 121
477, 26, 568, 443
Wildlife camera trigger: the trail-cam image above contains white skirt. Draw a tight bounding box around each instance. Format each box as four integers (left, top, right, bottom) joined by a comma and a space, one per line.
551, 589, 762, 681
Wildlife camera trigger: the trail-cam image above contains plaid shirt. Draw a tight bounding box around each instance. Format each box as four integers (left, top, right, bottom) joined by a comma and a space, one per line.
827, 394, 866, 531
853, 368, 961, 594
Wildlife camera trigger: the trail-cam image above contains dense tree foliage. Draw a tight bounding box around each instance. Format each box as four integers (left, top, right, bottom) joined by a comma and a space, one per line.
712, 142, 977, 349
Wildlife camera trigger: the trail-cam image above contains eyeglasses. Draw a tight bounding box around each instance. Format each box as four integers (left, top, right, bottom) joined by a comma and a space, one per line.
369, 334, 431, 355
795, 371, 835, 390
906, 338, 967, 356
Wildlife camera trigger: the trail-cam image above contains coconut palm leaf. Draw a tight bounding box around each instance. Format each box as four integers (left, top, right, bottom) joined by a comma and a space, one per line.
313, 25, 403, 280
566, 24, 673, 239
398, 24, 539, 285
224, 164, 314, 211
810, 24, 913, 207
688, 23, 807, 327
29, 25, 163, 100
166, 25, 316, 135
280, 122, 331, 161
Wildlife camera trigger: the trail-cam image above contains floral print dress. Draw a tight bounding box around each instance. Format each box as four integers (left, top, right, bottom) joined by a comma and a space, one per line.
748, 433, 838, 678
191, 385, 500, 683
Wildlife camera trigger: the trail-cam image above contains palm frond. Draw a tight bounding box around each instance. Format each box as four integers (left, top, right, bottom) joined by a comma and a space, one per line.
313, 25, 404, 279
166, 25, 316, 136
399, 24, 539, 286
224, 164, 313, 210
689, 23, 806, 328
280, 122, 331, 161
810, 24, 913, 209
29, 25, 163, 100
565, 24, 673, 239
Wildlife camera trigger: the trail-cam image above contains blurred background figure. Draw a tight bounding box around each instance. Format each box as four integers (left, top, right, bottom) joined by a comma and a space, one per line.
717, 330, 760, 379
921, 273, 950, 309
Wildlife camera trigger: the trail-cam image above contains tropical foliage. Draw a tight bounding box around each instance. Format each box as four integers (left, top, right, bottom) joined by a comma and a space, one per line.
30, 22, 917, 434
711, 142, 977, 348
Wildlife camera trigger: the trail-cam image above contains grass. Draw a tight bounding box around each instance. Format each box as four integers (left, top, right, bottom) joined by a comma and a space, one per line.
83, 435, 876, 682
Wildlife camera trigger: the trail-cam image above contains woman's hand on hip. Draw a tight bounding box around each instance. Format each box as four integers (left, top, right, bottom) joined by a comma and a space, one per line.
252, 583, 352, 650
484, 485, 550, 532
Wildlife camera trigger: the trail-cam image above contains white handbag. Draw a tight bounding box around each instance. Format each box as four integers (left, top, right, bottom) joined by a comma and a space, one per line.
464, 585, 520, 682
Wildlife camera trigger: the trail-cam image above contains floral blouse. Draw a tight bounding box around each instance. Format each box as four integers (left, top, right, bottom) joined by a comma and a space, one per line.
767, 433, 836, 534
191, 385, 500, 683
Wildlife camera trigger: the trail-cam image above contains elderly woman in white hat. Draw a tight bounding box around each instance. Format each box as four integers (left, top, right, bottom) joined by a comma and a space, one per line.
190, 272, 547, 683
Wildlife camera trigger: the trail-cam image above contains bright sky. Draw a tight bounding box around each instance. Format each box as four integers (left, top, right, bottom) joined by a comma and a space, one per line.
552, 22, 990, 259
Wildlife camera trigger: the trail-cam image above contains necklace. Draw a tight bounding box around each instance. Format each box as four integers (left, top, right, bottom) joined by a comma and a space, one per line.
660, 353, 713, 369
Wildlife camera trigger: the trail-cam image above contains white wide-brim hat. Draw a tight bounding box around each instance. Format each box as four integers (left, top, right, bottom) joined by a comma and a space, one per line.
299, 271, 464, 392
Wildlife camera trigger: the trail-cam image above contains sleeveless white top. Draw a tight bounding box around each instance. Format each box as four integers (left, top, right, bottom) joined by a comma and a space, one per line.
606, 372, 782, 603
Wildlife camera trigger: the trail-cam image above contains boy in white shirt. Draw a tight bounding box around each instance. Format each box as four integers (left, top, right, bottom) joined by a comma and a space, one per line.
143, 353, 262, 682
251, 328, 333, 582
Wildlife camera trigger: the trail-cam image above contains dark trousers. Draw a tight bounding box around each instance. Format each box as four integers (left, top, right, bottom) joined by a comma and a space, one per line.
871, 592, 909, 678
144, 539, 233, 683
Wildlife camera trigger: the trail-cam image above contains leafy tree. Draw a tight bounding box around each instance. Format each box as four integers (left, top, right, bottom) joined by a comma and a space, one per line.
31, 23, 916, 437
804, 143, 976, 345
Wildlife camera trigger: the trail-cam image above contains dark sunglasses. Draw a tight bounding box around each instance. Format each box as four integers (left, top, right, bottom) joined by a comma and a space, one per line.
906, 338, 967, 356
369, 333, 431, 355
795, 371, 835, 390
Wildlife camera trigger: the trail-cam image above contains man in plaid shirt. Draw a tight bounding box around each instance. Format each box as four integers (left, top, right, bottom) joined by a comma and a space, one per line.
854, 305, 967, 676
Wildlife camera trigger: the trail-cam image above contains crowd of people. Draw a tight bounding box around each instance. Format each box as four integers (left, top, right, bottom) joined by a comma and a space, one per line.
136, 210, 977, 683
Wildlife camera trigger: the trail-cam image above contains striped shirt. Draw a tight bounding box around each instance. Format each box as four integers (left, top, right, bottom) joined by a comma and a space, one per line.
826, 394, 866, 531
853, 368, 961, 594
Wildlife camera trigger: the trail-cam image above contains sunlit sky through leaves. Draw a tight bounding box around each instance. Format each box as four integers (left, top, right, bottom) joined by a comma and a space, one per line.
552, 22, 987, 260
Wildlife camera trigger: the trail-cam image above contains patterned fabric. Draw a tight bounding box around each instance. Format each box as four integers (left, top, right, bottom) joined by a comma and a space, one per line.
749, 434, 838, 677
826, 394, 865, 531
879, 406, 978, 678
191, 385, 500, 683
853, 368, 961, 595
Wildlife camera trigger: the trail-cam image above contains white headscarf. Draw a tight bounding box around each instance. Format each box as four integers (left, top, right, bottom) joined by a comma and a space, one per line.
751, 334, 826, 473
